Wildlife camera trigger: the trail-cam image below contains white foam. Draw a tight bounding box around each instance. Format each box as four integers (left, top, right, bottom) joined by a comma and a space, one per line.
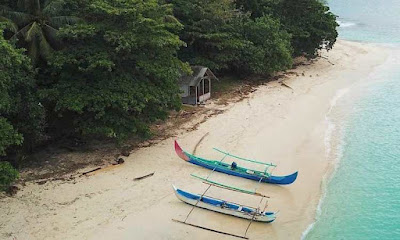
324, 88, 349, 157
301, 89, 349, 239
337, 20, 356, 28
301, 222, 315, 240
300, 144, 346, 239
300, 188, 326, 240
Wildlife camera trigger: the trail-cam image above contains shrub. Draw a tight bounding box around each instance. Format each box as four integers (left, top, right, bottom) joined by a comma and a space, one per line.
0, 161, 19, 191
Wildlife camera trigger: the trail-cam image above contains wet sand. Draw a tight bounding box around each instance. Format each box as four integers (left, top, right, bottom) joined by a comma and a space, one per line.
0, 40, 389, 240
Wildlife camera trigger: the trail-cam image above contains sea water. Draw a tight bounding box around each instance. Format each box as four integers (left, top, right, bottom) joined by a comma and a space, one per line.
304, 1, 400, 239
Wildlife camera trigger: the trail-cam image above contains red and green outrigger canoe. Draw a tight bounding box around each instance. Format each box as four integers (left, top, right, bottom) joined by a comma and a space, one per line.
175, 141, 298, 185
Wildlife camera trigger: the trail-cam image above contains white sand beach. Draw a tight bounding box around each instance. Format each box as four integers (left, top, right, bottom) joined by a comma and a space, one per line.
0, 40, 389, 240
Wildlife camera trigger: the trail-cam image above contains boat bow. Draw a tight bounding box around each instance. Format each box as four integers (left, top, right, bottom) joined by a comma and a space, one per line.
175, 140, 190, 161
268, 171, 298, 185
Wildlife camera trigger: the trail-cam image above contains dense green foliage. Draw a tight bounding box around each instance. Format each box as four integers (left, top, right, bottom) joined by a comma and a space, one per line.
171, 0, 242, 71
238, 16, 292, 74
0, 26, 44, 157
274, 0, 338, 56
0, 0, 338, 185
235, 0, 338, 56
171, 0, 292, 74
0, 0, 80, 64
0, 119, 22, 157
0, 161, 19, 190
235, 0, 278, 19
39, 0, 189, 139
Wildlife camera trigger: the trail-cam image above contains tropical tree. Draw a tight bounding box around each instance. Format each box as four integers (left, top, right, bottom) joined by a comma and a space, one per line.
171, 0, 292, 75
235, 16, 293, 74
171, 0, 245, 71
0, 24, 44, 156
234, 0, 278, 19
234, 0, 338, 57
0, 0, 80, 64
274, 0, 338, 56
39, 0, 189, 140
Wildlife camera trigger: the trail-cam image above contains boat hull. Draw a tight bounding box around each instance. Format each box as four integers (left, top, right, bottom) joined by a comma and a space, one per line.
175, 141, 298, 185
173, 185, 276, 223
190, 158, 298, 185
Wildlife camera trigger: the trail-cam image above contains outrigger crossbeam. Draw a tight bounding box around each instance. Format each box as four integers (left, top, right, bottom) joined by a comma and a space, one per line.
212, 148, 277, 167
191, 174, 270, 198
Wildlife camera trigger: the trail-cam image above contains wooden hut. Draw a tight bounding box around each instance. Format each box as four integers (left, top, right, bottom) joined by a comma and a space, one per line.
178, 66, 218, 105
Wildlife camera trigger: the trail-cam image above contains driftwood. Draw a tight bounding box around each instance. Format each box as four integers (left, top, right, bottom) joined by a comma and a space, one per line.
320, 56, 335, 65
81, 167, 102, 176
133, 172, 155, 181
281, 81, 293, 90
192, 132, 209, 155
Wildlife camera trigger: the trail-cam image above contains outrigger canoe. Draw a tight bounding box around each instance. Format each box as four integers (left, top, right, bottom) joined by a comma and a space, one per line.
173, 185, 276, 223
175, 141, 298, 185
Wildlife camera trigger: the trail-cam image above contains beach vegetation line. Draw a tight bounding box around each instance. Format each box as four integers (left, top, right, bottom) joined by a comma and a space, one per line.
0, 0, 337, 188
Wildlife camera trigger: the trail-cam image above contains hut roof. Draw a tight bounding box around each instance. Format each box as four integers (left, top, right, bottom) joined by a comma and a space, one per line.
179, 66, 217, 87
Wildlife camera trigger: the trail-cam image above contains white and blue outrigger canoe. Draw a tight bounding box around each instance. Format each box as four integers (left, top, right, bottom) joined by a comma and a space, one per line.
173, 185, 276, 223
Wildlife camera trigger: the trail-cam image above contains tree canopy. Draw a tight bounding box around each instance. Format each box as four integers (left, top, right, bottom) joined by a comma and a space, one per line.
0, 0, 81, 64
235, 0, 338, 56
39, 0, 189, 140
0, 25, 43, 157
0, 0, 338, 178
171, 0, 292, 75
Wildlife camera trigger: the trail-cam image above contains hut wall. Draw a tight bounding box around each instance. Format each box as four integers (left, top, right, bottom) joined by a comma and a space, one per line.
179, 85, 189, 97
198, 92, 211, 102
182, 96, 197, 105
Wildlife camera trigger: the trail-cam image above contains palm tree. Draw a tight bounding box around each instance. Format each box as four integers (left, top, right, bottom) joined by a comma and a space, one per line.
0, 0, 80, 64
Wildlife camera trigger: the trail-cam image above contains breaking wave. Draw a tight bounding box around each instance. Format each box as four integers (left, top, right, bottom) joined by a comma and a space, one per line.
337, 20, 356, 28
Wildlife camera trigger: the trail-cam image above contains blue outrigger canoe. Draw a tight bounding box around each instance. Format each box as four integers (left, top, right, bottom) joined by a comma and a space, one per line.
175, 141, 298, 185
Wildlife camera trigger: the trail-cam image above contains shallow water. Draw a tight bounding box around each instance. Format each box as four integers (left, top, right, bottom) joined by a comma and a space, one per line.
329, 0, 400, 44
305, 1, 400, 239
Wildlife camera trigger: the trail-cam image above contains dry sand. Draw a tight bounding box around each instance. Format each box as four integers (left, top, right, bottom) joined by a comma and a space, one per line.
0, 40, 389, 240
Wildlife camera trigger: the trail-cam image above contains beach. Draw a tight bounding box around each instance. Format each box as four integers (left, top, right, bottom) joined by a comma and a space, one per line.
0, 40, 389, 240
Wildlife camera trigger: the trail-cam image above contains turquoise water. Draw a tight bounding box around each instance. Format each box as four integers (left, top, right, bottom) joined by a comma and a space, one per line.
328, 0, 400, 44
305, 1, 400, 239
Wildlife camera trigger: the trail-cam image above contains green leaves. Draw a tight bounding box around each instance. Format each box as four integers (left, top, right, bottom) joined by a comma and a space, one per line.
0, 118, 23, 156
172, 0, 292, 75
239, 16, 292, 74
0, 0, 339, 159
0, 161, 19, 191
0, 16, 18, 32
58, 23, 97, 39
0, 26, 44, 156
41, 0, 187, 140
172, 0, 244, 71
235, 0, 338, 57
1, 0, 82, 64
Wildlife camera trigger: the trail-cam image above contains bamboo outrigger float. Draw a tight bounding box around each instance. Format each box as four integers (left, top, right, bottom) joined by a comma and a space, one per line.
175, 141, 298, 185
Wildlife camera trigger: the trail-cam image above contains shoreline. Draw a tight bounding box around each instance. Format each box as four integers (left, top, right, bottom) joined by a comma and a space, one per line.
302, 41, 399, 239
0, 40, 390, 240
301, 87, 350, 240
